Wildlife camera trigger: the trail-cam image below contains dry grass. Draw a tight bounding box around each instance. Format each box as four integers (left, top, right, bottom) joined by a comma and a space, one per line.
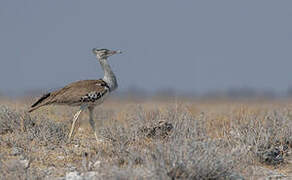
0, 98, 292, 179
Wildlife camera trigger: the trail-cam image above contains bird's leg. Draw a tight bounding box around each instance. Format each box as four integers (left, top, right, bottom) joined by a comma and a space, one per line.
88, 106, 99, 142
68, 105, 86, 141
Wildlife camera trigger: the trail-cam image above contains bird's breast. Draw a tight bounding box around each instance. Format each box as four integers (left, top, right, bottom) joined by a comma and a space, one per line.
80, 88, 110, 106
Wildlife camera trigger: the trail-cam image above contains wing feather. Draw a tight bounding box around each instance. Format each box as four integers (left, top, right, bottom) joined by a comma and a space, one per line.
28, 79, 109, 112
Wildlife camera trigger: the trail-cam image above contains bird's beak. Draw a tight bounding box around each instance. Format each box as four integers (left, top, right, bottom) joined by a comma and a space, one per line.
109, 50, 122, 56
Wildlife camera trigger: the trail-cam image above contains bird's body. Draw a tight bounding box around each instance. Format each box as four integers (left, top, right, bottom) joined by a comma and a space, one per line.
29, 79, 110, 112
29, 48, 122, 142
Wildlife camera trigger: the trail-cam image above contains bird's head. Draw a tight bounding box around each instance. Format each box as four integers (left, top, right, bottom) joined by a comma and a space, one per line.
92, 48, 122, 59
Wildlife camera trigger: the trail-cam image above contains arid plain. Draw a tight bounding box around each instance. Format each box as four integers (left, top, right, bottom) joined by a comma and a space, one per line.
0, 96, 292, 179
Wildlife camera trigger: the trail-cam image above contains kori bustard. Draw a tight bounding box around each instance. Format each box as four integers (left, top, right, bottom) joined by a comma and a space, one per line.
29, 48, 122, 141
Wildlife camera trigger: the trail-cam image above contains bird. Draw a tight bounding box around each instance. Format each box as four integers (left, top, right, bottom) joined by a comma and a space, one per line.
28, 48, 122, 142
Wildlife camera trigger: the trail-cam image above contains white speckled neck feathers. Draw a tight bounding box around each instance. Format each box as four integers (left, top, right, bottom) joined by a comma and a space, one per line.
99, 58, 118, 92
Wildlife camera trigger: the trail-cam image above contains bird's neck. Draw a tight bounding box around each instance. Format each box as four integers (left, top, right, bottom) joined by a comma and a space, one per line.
99, 58, 118, 91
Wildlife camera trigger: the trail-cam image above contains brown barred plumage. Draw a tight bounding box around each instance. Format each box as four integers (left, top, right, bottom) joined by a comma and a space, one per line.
28, 79, 109, 112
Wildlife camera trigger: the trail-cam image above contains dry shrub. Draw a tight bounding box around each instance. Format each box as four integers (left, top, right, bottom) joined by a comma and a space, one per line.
93, 105, 244, 179
229, 108, 292, 166
0, 105, 27, 134
0, 105, 68, 179
0, 105, 68, 146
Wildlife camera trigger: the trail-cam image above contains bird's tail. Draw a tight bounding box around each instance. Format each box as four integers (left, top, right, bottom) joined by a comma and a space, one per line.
28, 93, 51, 113
28, 106, 41, 113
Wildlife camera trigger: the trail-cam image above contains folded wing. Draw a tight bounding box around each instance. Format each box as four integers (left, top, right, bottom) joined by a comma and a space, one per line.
28, 79, 109, 112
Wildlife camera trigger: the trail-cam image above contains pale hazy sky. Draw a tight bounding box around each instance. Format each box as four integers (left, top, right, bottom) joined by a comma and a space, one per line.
0, 1, 291, 95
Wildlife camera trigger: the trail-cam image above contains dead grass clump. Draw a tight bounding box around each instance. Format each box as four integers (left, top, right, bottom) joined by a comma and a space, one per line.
0, 105, 24, 134
26, 116, 68, 145
0, 105, 68, 146
90, 106, 244, 179
91, 139, 243, 179
0, 106, 69, 179
160, 139, 244, 180
0, 157, 49, 180
0, 105, 37, 135
0, 159, 28, 180
229, 109, 292, 166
